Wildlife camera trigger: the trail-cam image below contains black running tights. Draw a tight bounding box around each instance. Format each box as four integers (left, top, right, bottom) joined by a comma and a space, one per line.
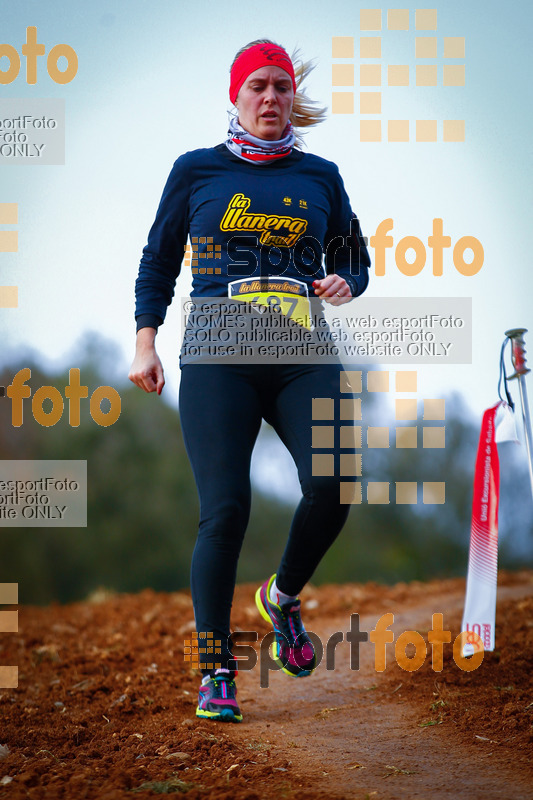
178, 362, 351, 668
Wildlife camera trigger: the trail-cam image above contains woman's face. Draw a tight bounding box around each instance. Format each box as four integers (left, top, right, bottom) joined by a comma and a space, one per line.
235, 65, 294, 140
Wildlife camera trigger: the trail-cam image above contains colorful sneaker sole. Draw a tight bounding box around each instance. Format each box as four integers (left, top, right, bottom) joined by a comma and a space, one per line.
196, 706, 243, 723
255, 581, 315, 678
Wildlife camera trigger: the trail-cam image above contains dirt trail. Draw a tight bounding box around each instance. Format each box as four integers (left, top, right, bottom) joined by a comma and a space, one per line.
0, 571, 532, 799
233, 579, 533, 799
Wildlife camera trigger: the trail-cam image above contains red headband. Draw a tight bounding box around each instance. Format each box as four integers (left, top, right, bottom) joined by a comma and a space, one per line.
229, 44, 296, 104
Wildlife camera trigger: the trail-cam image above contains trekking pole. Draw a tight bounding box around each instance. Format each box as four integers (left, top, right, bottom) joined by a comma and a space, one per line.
505, 328, 533, 500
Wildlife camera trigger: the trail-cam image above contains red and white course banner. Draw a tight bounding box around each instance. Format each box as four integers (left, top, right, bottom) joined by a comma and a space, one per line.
461, 402, 502, 655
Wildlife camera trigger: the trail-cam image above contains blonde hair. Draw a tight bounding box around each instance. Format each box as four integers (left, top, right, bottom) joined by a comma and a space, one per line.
230, 39, 327, 147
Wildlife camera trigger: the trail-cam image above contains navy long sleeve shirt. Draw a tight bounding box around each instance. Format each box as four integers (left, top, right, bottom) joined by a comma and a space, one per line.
135, 143, 370, 331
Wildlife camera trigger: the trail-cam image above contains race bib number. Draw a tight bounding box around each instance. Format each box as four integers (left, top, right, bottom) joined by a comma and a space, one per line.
228, 277, 312, 330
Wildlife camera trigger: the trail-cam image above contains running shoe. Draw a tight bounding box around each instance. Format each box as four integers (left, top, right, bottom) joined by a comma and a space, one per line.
196, 671, 243, 723
255, 574, 316, 677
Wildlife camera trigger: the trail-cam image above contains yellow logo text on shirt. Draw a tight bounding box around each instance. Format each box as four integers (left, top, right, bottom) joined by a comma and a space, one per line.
220, 193, 308, 247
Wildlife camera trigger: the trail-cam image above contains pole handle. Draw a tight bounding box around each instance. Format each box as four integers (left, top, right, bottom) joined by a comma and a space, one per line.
505, 328, 531, 379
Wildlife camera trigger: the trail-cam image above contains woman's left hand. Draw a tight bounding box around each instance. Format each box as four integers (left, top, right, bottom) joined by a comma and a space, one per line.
312, 276, 352, 305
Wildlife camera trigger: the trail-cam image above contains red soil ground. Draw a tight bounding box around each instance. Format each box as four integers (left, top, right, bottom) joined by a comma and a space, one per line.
1, 570, 532, 799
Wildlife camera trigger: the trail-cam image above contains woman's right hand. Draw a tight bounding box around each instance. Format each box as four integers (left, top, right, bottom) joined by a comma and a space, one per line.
128, 327, 165, 395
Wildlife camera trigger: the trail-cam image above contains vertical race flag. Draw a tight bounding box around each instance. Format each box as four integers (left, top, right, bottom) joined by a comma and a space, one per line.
462, 402, 504, 656
462, 328, 531, 656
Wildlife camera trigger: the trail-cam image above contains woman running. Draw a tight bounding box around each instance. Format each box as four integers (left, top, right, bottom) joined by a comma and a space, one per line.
129, 39, 371, 723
